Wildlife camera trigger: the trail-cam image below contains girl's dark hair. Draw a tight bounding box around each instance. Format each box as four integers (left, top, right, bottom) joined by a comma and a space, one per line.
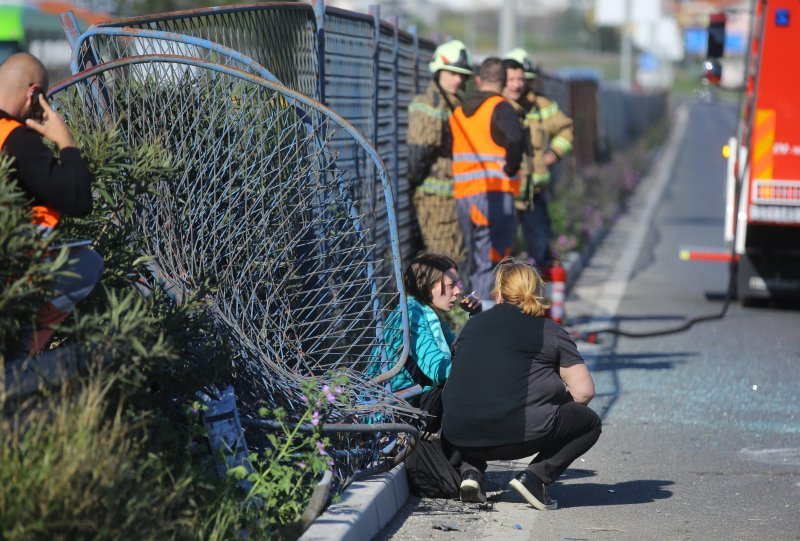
403, 251, 458, 305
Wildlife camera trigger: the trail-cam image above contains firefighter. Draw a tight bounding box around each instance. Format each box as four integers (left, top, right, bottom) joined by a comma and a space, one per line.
449, 57, 524, 305
0, 52, 102, 359
407, 39, 473, 264
502, 48, 574, 268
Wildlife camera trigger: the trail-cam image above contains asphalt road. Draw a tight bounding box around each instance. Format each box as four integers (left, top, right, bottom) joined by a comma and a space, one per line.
376, 100, 800, 540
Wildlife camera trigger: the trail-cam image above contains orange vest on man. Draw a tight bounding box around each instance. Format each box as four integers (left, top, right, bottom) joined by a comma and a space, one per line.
450, 95, 521, 200
0, 117, 61, 234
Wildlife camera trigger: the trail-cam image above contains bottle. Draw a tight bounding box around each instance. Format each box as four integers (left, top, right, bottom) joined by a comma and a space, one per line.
547, 260, 566, 325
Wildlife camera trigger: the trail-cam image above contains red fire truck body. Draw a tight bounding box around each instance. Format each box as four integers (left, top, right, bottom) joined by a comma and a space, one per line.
720, 0, 800, 301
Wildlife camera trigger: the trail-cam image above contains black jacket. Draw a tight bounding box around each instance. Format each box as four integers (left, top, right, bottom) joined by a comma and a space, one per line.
0, 110, 93, 216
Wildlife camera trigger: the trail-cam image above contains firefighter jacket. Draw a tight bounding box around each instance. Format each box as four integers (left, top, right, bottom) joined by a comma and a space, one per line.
407, 81, 461, 197
510, 90, 573, 205
449, 92, 524, 199
0, 111, 92, 236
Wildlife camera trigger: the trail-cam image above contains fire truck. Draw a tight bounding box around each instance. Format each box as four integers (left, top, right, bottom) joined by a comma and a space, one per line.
690, 1, 800, 303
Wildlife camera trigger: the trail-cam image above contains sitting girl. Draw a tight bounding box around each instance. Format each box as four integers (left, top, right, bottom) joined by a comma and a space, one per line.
369, 251, 480, 431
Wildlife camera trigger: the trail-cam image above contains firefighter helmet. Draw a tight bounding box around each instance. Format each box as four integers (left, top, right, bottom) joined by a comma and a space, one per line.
503, 47, 537, 79
428, 40, 473, 76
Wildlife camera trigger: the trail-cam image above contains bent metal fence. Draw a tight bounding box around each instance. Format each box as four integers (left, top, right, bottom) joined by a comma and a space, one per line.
47, 55, 424, 488
61, 1, 436, 262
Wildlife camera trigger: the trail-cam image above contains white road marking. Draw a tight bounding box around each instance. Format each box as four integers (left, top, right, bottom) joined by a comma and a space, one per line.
570, 104, 689, 325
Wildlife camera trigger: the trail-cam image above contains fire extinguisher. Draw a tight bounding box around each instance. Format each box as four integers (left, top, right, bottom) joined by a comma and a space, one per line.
544, 260, 566, 325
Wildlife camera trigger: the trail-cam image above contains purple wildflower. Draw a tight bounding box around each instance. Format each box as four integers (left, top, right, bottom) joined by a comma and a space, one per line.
316, 440, 328, 456
323, 384, 336, 404
311, 410, 321, 426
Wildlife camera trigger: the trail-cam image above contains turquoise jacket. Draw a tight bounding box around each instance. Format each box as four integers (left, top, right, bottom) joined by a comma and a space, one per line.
370, 296, 456, 393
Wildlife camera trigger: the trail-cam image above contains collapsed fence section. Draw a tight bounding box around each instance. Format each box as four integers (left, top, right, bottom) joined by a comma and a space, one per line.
48, 55, 425, 487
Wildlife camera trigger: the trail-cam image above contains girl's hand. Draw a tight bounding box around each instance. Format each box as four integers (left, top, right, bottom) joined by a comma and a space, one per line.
459, 291, 482, 315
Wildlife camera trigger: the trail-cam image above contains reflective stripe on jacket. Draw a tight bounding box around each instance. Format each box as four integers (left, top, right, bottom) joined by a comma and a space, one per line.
0, 118, 61, 234
450, 95, 520, 200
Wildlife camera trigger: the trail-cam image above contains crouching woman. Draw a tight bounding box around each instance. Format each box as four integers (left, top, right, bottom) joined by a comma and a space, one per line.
442, 257, 601, 507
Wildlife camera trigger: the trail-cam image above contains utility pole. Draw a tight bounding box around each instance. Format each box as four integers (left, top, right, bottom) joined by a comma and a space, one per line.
499, 0, 516, 55
620, 0, 633, 88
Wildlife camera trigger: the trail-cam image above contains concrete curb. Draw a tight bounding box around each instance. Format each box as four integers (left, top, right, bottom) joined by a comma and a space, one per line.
299, 464, 409, 541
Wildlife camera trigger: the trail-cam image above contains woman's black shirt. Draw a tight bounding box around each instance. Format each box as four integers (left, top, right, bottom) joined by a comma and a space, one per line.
442, 303, 584, 447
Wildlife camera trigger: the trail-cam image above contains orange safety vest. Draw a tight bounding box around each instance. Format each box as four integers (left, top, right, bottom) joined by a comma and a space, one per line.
0, 117, 61, 233
449, 95, 521, 200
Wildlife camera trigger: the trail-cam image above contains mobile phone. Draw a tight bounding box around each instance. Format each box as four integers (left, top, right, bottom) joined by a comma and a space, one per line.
29, 86, 46, 121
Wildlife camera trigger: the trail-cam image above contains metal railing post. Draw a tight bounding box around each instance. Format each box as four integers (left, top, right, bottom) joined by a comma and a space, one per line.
389, 15, 400, 199
369, 5, 380, 153
312, 0, 326, 104
410, 25, 420, 95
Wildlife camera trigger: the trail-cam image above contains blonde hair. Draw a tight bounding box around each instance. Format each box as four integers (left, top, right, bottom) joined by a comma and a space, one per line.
492, 257, 549, 317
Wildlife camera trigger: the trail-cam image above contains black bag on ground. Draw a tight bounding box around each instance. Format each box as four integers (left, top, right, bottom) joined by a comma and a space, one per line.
404, 434, 461, 499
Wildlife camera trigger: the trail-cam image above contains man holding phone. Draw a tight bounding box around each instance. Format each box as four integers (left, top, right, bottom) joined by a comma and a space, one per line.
0, 52, 102, 358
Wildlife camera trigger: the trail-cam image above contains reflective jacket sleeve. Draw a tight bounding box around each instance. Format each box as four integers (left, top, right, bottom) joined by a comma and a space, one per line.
490, 101, 524, 177
407, 143, 438, 187
536, 96, 574, 160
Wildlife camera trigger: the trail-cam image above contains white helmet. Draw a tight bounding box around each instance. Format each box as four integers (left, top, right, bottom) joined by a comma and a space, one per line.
503, 47, 537, 79
428, 40, 473, 76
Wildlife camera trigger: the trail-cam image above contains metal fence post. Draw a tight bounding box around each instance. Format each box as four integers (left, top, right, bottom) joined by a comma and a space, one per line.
59, 11, 82, 50
390, 15, 400, 199
312, 0, 326, 104
410, 25, 419, 95
369, 5, 381, 155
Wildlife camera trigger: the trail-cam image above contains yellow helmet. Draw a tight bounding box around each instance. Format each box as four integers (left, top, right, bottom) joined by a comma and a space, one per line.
428, 40, 473, 76
503, 47, 537, 79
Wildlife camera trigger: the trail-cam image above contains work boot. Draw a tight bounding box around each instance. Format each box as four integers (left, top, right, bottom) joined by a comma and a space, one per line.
508, 471, 558, 510
459, 470, 487, 503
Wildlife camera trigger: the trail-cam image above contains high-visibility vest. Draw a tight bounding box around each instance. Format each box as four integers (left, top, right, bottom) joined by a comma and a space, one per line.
0, 118, 61, 234
450, 95, 521, 200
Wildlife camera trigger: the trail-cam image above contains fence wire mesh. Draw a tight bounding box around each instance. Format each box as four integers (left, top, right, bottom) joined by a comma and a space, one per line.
48, 56, 423, 485
92, 4, 320, 98
72, 4, 438, 263
71, 27, 280, 82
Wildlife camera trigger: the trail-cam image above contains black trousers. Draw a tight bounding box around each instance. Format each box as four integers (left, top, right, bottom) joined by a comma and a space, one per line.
452, 400, 601, 484
408, 385, 445, 434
